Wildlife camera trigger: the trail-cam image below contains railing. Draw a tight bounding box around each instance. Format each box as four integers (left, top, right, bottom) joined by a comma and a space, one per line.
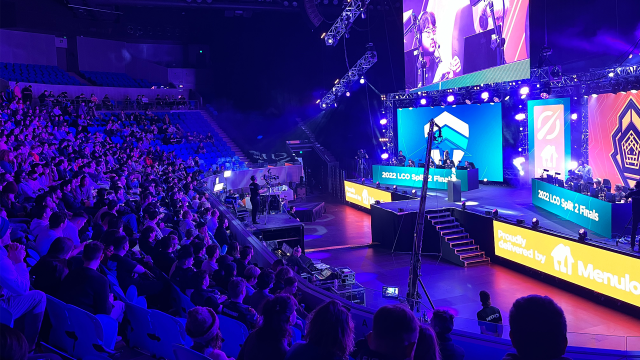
33, 98, 199, 111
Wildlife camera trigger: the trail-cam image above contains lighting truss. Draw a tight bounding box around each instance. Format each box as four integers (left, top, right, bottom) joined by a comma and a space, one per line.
324, 0, 371, 46
320, 45, 377, 108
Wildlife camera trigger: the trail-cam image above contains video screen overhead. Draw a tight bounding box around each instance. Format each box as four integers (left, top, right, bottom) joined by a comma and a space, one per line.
397, 103, 504, 181
403, 0, 530, 90
588, 92, 640, 188
527, 98, 571, 178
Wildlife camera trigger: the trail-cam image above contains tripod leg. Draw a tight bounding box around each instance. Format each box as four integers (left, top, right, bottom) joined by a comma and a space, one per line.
418, 277, 435, 310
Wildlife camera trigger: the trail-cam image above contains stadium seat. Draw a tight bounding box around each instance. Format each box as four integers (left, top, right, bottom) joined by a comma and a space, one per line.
64, 304, 118, 356
45, 295, 77, 357
0, 304, 13, 327
218, 315, 249, 359
125, 302, 158, 354
149, 310, 193, 360
173, 344, 210, 360
170, 283, 195, 318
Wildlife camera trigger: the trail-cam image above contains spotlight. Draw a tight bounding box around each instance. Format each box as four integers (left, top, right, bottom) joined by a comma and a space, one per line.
381, 153, 389, 160
532, 218, 539, 229
393, 185, 397, 192
578, 228, 587, 242
224, 170, 232, 178
461, 201, 466, 211
447, 94, 455, 103
346, 91, 351, 97
481, 92, 489, 101
376, 181, 381, 189
493, 96, 501, 103
483, 178, 488, 183
361, 178, 365, 185
541, 85, 551, 99
492, 209, 499, 218
519, 86, 529, 98
608, 72, 615, 78
516, 219, 525, 225
411, 189, 417, 196
515, 113, 526, 121
591, 94, 598, 97
420, 98, 427, 105
380, 118, 388, 125
513, 157, 525, 176
360, 77, 365, 84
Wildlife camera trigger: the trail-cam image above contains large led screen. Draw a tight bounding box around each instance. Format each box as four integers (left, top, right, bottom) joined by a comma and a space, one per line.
397, 103, 503, 181
494, 221, 640, 307
403, 0, 529, 90
588, 92, 640, 187
527, 98, 571, 178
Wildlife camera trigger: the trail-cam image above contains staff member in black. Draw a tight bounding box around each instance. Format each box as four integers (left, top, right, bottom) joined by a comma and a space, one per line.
625, 181, 640, 252
249, 175, 262, 225
397, 150, 407, 167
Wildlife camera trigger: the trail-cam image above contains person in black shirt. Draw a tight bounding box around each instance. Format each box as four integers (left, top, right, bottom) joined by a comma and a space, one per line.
233, 245, 253, 278
170, 245, 195, 294
431, 309, 465, 360
397, 150, 407, 167
220, 277, 258, 330
109, 234, 163, 299
213, 217, 230, 248
189, 270, 226, 312
249, 175, 262, 224
625, 181, 640, 252
476, 290, 503, 337
285, 246, 310, 275
58, 242, 124, 321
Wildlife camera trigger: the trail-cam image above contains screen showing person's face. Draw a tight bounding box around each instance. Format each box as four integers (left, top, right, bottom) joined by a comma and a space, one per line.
421, 26, 437, 53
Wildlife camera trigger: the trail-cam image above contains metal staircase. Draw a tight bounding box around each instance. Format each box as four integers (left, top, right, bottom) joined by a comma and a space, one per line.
426, 209, 490, 267
199, 110, 251, 166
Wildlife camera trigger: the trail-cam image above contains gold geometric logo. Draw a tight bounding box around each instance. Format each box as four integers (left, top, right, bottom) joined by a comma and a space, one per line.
622, 131, 640, 169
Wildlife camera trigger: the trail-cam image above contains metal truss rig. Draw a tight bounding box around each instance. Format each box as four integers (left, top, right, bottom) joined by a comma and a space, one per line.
324, 0, 371, 46
320, 48, 377, 108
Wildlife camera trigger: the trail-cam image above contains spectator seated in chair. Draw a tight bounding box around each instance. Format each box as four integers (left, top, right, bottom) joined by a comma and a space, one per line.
185, 307, 230, 360
220, 277, 258, 331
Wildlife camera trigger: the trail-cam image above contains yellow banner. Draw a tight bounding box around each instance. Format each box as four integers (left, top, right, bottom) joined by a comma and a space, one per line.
493, 221, 640, 307
344, 181, 392, 209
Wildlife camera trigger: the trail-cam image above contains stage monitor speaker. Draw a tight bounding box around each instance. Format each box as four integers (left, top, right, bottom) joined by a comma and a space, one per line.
447, 180, 462, 202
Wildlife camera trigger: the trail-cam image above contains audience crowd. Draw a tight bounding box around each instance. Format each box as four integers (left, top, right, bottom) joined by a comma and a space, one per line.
0, 94, 573, 360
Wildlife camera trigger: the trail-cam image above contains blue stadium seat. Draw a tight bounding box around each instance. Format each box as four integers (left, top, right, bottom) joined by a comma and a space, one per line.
149, 310, 193, 360
0, 304, 14, 327
218, 315, 249, 358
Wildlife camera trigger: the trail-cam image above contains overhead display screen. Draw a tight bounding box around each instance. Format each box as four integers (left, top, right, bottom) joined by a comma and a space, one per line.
527, 98, 572, 178
403, 0, 530, 90
397, 103, 504, 182
588, 92, 640, 188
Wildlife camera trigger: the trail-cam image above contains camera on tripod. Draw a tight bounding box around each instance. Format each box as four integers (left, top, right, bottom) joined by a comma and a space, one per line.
262, 169, 279, 184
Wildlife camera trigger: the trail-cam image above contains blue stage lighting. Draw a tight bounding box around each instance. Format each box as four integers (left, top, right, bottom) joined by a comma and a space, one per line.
381, 153, 389, 160
447, 95, 455, 103
380, 118, 388, 125
481, 92, 489, 100
420, 98, 427, 105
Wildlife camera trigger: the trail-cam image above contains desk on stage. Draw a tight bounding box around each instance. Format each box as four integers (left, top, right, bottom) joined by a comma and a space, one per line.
372, 165, 479, 191
531, 178, 631, 238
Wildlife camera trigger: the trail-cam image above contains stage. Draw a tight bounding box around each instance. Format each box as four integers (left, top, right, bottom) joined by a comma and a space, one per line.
300, 196, 640, 349
353, 178, 640, 256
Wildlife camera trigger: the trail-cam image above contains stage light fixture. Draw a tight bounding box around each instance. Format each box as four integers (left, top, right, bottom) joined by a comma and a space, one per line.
578, 228, 587, 242
541, 85, 551, 99
532, 218, 539, 229
402, 190, 408, 195
420, 98, 427, 105
484, 178, 488, 183
513, 157, 525, 176
376, 181, 381, 189
481, 92, 489, 101
361, 178, 365, 185
571, 113, 578, 120
224, 170, 232, 178
515, 113, 526, 121
447, 94, 455, 103
411, 189, 417, 196
516, 219, 525, 225
380, 118, 388, 125
591, 93, 598, 97
492, 209, 499, 218
461, 201, 466, 211
381, 153, 389, 160
484, 210, 492, 216
346, 91, 351, 97
385, 186, 390, 190
393, 185, 397, 192
320, 46, 377, 108
519, 86, 529, 96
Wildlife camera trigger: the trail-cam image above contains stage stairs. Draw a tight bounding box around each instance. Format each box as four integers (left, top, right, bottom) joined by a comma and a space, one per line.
200, 109, 251, 167
426, 209, 490, 267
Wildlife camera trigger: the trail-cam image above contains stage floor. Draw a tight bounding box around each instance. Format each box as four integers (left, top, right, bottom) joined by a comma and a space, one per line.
302, 194, 640, 347
362, 179, 639, 256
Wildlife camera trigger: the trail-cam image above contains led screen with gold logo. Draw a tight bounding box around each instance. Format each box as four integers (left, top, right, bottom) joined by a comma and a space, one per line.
494, 221, 640, 307
344, 181, 392, 209
589, 93, 640, 187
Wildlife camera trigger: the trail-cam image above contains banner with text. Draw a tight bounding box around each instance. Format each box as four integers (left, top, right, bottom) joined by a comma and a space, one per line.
372, 165, 477, 191
527, 98, 572, 178
494, 221, 640, 307
531, 179, 626, 238
344, 181, 392, 209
